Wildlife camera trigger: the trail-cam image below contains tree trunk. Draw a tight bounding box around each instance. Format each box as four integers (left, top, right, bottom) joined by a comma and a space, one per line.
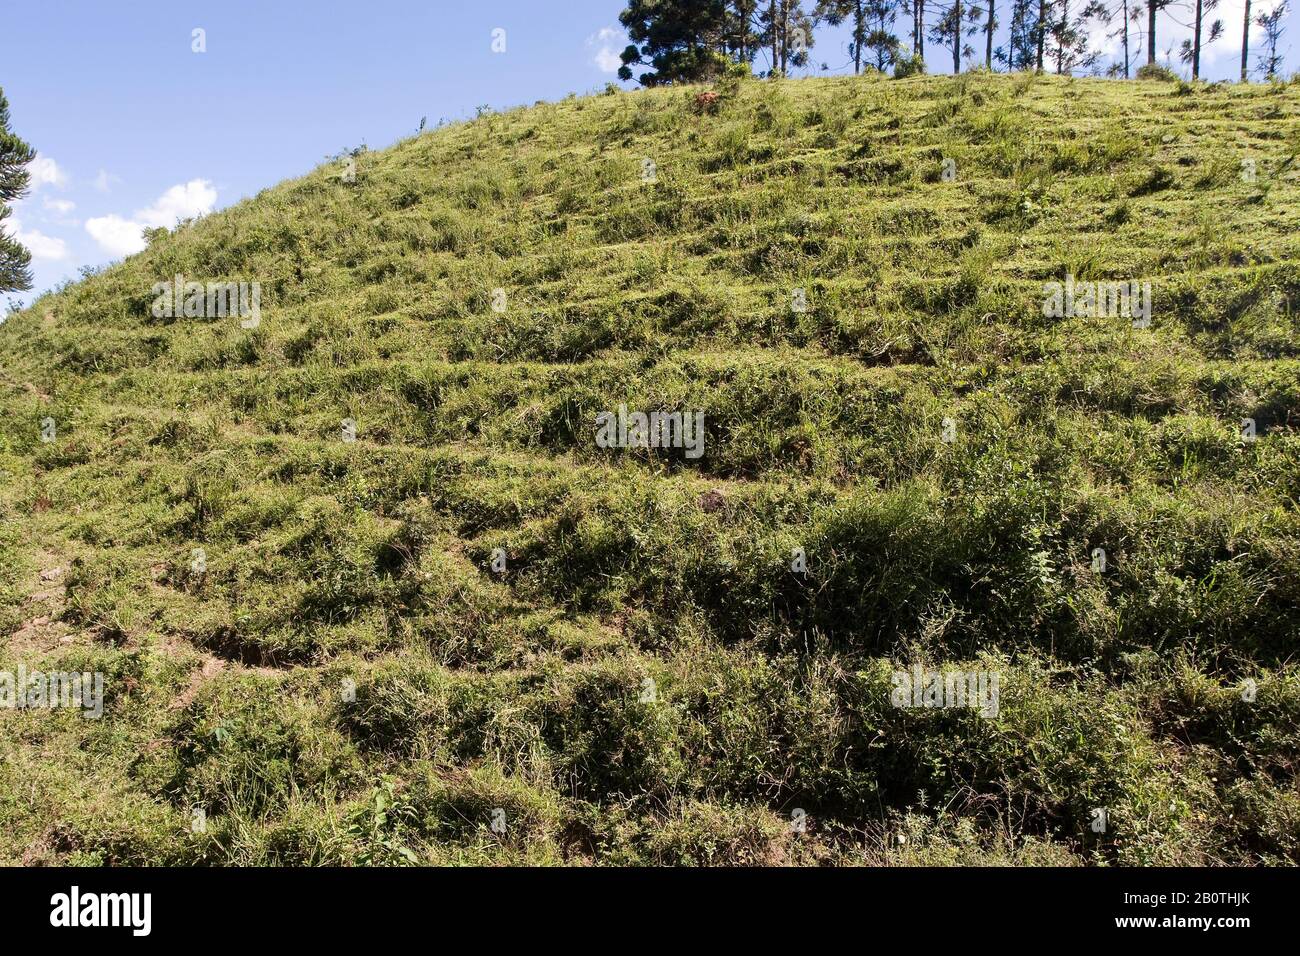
986, 0, 995, 67
737, 0, 746, 62
1241, 0, 1252, 80
954, 1, 962, 73
1010, 2, 1022, 69
1037, 0, 1046, 71
779, 0, 789, 73
855, 0, 865, 72
917, 1, 925, 56
1192, 0, 1203, 78
770, 0, 780, 74
1147, 1, 1157, 64
1056, 0, 1067, 73
1122, 0, 1130, 76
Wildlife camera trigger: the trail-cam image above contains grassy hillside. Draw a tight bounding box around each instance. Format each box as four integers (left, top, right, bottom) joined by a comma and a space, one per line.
2, 70, 1300, 866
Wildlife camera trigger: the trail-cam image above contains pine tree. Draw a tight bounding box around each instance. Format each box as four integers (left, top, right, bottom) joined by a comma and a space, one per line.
981, 0, 998, 66
618, 0, 732, 85
904, 0, 927, 56
929, 0, 979, 71
725, 0, 765, 62
814, 0, 867, 73
862, 0, 904, 69
1098, 0, 1138, 76
618, 1, 772, 82
1004, 0, 1041, 69
761, 0, 817, 75
1180, 0, 1225, 79
0, 87, 35, 294
1254, 0, 1289, 78
1045, 0, 1104, 73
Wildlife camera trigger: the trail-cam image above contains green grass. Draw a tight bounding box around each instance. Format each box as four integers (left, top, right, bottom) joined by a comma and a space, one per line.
2, 71, 1299, 865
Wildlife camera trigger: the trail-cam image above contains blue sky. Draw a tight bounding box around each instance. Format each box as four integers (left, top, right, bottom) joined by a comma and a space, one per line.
3, 0, 1293, 300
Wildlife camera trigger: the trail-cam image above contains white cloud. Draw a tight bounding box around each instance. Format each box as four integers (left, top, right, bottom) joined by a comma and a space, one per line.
93, 169, 119, 193
595, 46, 623, 73
85, 214, 148, 258
588, 26, 625, 74
10, 217, 68, 260
85, 178, 218, 258
43, 197, 76, 214
29, 156, 67, 189
136, 179, 217, 228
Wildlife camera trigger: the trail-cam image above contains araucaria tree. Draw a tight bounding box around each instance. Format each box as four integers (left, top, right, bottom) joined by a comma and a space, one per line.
929, 0, 980, 71
0, 87, 35, 294
762, 0, 818, 75
1046, 0, 1105, 73
618, 0, 816, 82
1180, 0, 1225, 79
618, 0, 733, 85
817, 0, 902, 72
1254, 0, 1289, 78
814, 0, 868, 73
1098, 0, 1140, 77
1004, 0, 1041, 69
862, 0, 904, 69
903, 0, 927, 56
725, 0, 765, 61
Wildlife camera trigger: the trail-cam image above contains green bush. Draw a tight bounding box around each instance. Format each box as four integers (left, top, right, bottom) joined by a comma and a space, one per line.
894, 54, 926, 79
1137, 63, 1179, 82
